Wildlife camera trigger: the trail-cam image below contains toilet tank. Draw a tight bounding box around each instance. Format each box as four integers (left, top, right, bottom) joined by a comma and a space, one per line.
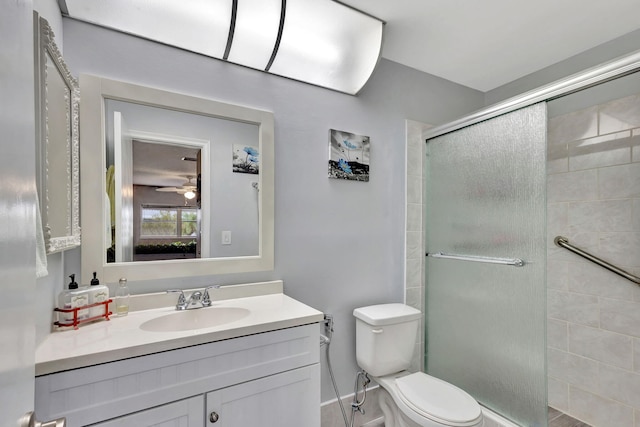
353, 304, 422, 377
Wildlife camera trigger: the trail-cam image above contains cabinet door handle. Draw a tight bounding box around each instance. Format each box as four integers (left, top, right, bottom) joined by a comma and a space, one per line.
209, 411, 220, 423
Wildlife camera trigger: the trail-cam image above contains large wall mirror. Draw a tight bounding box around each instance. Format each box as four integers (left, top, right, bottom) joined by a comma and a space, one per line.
80, 75, 274, 284
34, 13, 81, 253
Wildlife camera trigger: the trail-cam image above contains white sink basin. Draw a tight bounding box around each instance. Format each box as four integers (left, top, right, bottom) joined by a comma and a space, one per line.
140, 307, 250, 332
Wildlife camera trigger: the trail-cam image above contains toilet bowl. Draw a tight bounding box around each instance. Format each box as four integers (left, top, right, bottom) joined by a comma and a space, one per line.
375, 371, 482, 427
354, 304, 483, 427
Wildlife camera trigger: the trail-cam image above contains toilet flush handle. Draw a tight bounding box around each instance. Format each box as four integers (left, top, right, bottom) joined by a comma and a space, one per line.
371, 328, 384, 334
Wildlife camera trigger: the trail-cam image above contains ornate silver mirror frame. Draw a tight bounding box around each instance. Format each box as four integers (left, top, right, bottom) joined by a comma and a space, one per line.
34, 13, 81, 253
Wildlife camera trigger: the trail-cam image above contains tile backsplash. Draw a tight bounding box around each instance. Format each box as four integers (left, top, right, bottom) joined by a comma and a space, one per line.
547, 92, 640, 427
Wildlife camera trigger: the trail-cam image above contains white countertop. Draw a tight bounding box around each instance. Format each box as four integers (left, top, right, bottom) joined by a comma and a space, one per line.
36, 285, 324, 376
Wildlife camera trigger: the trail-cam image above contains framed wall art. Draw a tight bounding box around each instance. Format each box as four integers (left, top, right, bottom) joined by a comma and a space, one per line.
328, 129, 370, 182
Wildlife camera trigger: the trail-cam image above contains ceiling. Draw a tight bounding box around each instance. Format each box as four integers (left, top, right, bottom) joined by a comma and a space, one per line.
132, 140, 198, 187
339, 0, 640, 92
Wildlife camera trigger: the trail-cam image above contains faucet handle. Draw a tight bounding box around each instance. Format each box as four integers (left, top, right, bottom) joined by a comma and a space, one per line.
167, 289, 187, 309
202, 285, 221, 306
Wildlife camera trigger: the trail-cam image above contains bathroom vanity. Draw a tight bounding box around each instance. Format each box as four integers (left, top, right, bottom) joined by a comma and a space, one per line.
34, 281, 323, 426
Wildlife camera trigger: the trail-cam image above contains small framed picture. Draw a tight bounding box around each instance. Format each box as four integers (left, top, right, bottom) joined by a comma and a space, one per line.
232, 144, 259, 174
328, 129, 370, 182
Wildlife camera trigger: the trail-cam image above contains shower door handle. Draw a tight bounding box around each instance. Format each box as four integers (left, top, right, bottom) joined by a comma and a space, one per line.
427, 252, 525, 267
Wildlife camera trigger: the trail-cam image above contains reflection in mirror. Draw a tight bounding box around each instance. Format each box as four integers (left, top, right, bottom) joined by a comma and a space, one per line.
131, 141, 201, 262
80, 75, 274, 284
103, 99, 261, 264
34, 13, 81, 253
110, 138, 202, 263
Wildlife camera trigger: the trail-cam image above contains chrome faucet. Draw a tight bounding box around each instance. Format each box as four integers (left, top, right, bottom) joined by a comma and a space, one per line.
202, 285, 221, 307
167, 285, 220, 310
186, 291, 203, 308
167, 289, 187, 310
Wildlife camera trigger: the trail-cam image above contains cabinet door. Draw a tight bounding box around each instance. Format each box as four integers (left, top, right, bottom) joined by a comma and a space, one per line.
206, 364, 320, 427
93, 396, 204, 427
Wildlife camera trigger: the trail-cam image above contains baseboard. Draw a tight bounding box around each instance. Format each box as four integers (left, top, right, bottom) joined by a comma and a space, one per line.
321, 386, 383, 427
360, 416, 385, 427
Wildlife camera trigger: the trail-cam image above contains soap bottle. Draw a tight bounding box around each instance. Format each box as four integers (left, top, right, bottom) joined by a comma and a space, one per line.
115, 277, 130, 317
88, 272, 110, 318
58, 274, 89, 323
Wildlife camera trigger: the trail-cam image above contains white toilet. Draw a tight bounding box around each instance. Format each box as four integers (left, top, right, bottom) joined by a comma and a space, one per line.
354, 303, 483, 427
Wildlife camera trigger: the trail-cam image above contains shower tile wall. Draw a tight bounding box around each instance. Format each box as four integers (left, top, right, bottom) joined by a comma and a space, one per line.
547, 93, 640, 427
405, 120, 431, 373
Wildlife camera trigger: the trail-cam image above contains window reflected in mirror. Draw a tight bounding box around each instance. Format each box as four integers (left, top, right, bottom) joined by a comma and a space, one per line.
133, 205, 199, 261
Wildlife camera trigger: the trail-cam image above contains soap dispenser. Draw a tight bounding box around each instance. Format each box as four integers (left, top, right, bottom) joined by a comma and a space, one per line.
57, 274, 89, 323
88, 272, 110, 318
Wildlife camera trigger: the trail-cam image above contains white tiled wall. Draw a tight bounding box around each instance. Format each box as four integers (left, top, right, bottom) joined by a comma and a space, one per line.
547, 93, 640, 427
405, 120, 431, 372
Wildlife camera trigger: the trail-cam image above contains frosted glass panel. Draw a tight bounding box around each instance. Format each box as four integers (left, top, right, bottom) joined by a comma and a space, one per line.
227, 0, 281, 69
269, 0, 383, 94
65, 0, 232, 58
425, 103, 547, 426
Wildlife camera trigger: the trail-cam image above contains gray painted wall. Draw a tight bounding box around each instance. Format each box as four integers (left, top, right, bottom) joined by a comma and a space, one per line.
56, 18, 484, 402
17, 2, 640, 416
485, 28, 640, 105
34, 0, 62, 46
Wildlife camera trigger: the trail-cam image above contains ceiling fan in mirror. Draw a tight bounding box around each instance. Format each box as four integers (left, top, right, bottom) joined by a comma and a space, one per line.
156, 175, 197, 199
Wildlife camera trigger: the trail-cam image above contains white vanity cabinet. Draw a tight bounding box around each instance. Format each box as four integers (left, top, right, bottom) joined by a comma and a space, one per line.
92, 396, 204, 426
35, 324, 320, 427
205, 365, 318, 426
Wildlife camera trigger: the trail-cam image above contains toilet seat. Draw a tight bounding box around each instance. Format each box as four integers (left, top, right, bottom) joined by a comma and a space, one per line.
378, 372, 482, 427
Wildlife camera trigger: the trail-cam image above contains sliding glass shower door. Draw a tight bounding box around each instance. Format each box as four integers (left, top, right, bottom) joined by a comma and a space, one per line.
425, 103, 548, 426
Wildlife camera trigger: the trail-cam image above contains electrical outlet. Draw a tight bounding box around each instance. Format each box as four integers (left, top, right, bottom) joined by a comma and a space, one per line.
221, 230, 232, 245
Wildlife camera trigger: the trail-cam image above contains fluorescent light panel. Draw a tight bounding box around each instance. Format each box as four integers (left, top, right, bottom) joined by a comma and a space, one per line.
64, 0, 232, 57
269, 0, 383, 94
62, 0, 383, 94
226, 0, 282, 70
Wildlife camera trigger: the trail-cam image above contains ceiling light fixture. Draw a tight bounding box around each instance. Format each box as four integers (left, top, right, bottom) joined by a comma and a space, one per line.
60, 0, 384, 94
183, 190, 196, 200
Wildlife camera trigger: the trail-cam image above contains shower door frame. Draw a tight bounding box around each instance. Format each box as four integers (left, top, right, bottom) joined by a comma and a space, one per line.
421, 48, 640, 427
424, 103, 548, 426
424, 49, 640, 142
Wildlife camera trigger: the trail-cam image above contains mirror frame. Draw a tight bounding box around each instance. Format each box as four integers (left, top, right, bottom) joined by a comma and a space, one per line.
79, 74, 274, 284
34, 13, 81, 254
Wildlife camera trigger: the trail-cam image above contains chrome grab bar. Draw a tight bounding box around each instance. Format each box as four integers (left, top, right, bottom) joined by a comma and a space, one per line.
554, 236, 640, 285
426, 252, 525, 267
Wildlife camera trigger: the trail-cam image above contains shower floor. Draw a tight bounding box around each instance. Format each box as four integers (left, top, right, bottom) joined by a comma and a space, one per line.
548, 407, 592, 427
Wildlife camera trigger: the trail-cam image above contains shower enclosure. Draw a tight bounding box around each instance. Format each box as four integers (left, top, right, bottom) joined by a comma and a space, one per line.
423, 52, 640, 427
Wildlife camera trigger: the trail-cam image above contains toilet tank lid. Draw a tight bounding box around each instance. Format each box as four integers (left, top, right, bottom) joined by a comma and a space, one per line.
353, 303, 422, 326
